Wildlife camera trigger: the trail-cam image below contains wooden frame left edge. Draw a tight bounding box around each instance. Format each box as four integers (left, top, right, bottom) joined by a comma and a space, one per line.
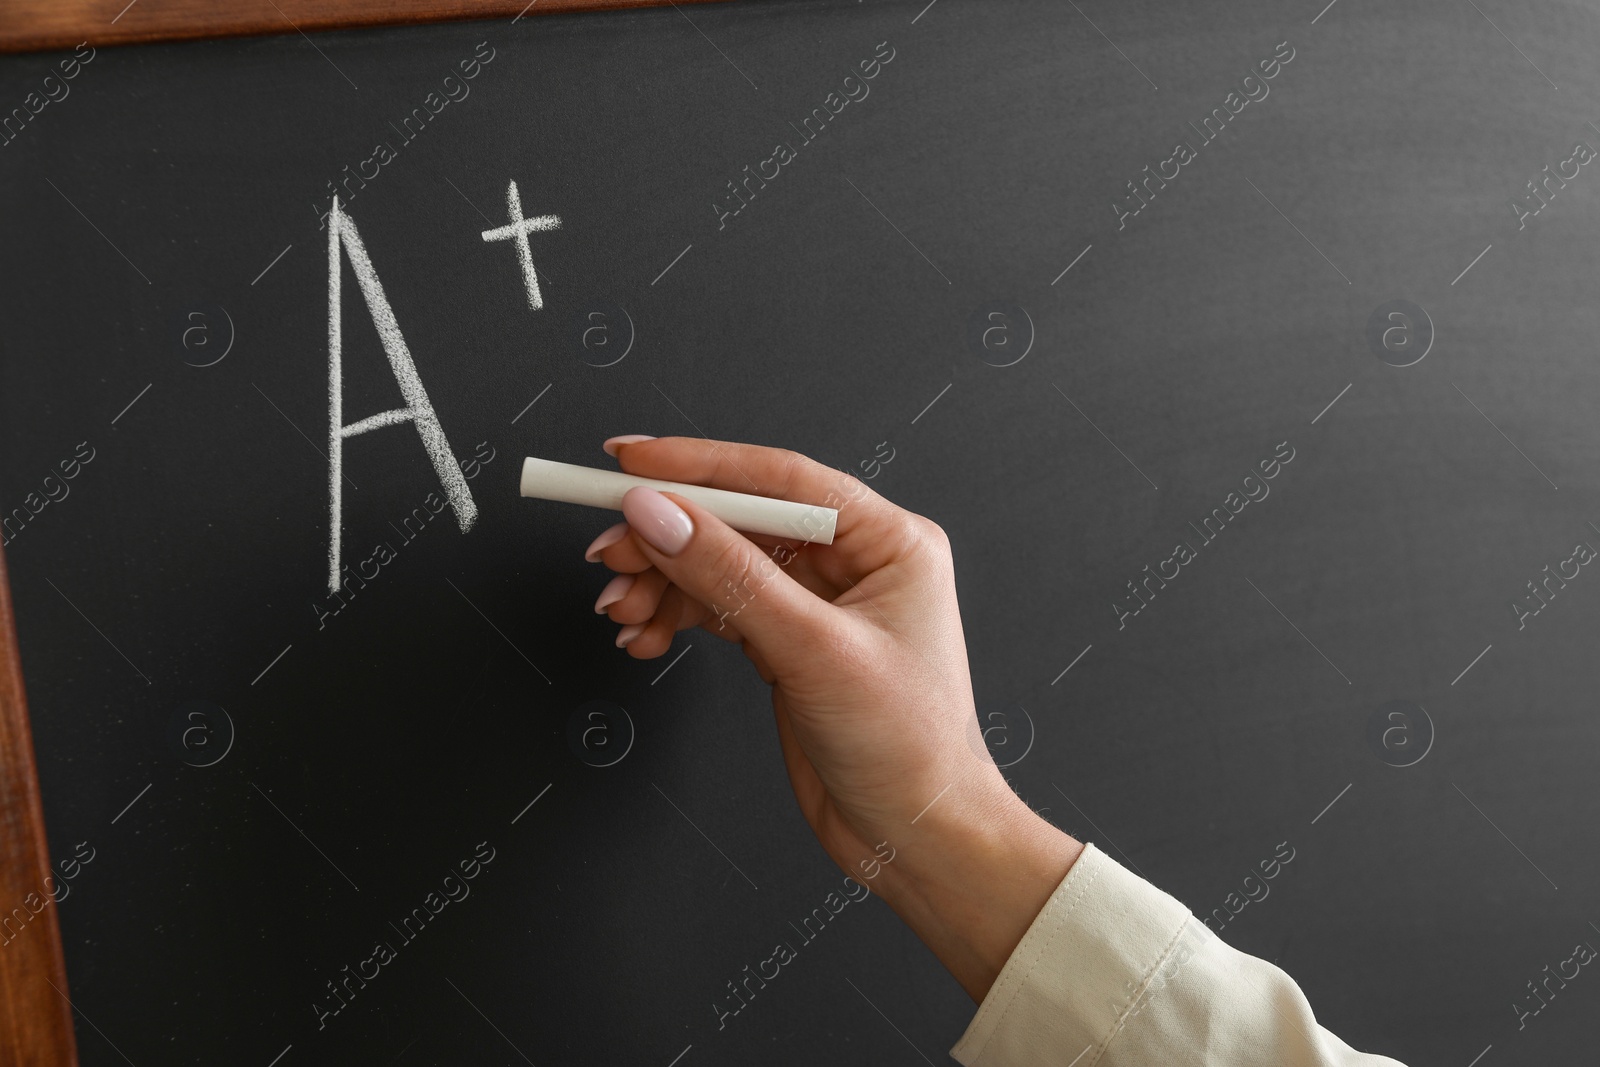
0, 542, 78, 1067
0, 0, 733, 54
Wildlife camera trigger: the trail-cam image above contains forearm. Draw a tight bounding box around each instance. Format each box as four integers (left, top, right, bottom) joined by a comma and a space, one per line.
870, 768, 1084, 1002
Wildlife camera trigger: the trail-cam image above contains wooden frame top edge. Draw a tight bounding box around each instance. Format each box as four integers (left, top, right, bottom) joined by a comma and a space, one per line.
0, 0, 733, 54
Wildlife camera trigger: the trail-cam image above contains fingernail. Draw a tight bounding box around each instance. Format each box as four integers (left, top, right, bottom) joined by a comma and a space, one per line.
594, 574, 634, 614
603, 434, 656, 458
622, 487, 694, 556
584, 522, 629, 562
616, 622, 647, 648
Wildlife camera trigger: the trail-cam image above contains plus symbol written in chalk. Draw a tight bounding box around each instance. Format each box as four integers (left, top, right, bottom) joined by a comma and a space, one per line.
481, 179, 561, 310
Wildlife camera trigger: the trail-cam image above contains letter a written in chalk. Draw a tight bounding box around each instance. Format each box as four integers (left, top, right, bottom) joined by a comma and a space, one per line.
327, 196, 477, 593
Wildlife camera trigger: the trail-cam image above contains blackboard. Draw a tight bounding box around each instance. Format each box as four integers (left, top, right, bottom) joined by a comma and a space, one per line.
3, 0, 1600, 1063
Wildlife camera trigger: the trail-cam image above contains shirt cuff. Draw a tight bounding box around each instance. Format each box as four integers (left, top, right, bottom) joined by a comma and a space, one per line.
950, 841, 1192, 1067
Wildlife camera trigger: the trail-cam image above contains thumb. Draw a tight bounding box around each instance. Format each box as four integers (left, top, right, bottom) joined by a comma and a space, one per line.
620, 486, 829, 657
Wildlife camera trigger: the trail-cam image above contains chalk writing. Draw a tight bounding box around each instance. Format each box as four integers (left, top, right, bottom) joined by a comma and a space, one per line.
326, 197, 479, 593
481, 179, 561, 310
314, 442, 496, 629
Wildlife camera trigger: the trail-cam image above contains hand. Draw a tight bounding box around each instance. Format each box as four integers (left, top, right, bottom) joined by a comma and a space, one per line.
585, 436, 1082, 1000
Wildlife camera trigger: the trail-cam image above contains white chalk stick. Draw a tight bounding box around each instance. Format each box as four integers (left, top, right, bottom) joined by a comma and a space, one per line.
519, 457, 838, 545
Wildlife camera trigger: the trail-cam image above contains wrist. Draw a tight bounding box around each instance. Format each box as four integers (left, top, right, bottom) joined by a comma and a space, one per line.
870, 768, 1083, 1002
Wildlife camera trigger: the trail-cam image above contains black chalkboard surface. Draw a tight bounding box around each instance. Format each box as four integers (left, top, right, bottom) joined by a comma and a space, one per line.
3, 1, 1600, 1063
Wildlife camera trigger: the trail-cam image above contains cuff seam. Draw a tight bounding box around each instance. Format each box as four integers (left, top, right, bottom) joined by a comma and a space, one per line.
965, 844, 1106, 1064
1091, 913, 1196, 1066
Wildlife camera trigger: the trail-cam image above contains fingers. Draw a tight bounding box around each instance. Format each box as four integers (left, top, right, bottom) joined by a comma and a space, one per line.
583, 521, 630, 563
582, 437, 942, 665
594, 568, 668, 624
621, 585, 743, 658
623, 611, 680, 659
619, 486, 834, 667
590, 524, 807, 574
608, 437, 916, 569
586, 523, 654, 574
590, 522, 850, 612
595, 567, 745, 653
586, 521, 759, 650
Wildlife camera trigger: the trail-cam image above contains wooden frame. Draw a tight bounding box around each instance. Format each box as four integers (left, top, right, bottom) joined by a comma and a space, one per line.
0, 543, 78, 1067
0, 0, 731, 54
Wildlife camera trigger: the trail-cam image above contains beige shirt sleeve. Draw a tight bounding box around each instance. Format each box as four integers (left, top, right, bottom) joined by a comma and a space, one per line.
951, 843, 1406, 1067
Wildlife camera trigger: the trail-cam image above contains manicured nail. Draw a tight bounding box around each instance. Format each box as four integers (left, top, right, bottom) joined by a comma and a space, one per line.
584, 521, 629, 562
616, 622, 647, 648
603, 434, 656, 458
622, 487, 694, 556
594, 574, 634, 614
